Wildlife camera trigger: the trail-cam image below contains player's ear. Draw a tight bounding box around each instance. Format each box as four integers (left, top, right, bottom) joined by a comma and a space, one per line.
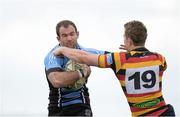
57, 36, 61, 42
57, 36, 60, 40
126, 37, 130, 44
128, 38, 133, 46
76, 31, 79, 37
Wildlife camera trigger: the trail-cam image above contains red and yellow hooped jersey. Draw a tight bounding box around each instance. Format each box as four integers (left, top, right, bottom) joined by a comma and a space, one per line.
98, 47, 167, 116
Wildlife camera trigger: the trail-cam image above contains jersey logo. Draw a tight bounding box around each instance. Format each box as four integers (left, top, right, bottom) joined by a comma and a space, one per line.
48, 54, 58, 65
106, 53, 113, 65
125, 65, 159, 94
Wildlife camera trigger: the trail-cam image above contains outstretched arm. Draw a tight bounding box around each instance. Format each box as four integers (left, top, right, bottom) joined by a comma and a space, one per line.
54, 47, 99, 67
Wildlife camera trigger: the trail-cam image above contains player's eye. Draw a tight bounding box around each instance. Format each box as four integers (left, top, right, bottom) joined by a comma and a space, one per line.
69, 32, 75, 36
61, 34, 68, 37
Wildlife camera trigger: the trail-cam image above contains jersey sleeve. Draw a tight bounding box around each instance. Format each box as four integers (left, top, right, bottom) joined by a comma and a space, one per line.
81, 47, 106, 55
44, 52, 64, 75
98, 53, 114, 68
159, 54, 167, 71
98, 52, 124, 73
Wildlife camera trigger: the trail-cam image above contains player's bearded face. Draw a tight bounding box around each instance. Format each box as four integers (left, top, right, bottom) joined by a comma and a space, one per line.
58, 25, 79, 48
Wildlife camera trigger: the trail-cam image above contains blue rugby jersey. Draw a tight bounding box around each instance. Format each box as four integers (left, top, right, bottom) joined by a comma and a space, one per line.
44, 44, 104, 109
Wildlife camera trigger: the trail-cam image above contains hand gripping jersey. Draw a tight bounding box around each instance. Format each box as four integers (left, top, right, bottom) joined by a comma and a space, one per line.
98, 47, 168, 116
44, 44, 104, 110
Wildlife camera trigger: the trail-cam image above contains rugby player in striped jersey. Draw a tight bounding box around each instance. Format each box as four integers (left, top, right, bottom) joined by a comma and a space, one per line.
54, 20, 175, 116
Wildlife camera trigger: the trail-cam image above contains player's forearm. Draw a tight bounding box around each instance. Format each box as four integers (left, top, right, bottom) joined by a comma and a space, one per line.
54, 47, 99, 66
54, 47, 89, 63
66, 48, 99, 66
48, 71, 80, 88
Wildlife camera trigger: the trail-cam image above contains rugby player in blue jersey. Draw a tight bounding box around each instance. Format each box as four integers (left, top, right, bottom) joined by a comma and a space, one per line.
44, 20, 105, 116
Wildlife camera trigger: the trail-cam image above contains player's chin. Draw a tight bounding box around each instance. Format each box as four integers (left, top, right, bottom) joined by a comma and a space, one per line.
66, 44, 76, 48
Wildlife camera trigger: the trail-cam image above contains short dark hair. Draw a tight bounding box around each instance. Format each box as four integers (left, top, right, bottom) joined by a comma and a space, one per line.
56, 20, 78, 36
124, 20, 147, 46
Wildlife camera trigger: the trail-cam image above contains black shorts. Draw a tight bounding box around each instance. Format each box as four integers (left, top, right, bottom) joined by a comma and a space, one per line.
48, 104, 93, 116
160, 104, 175, 116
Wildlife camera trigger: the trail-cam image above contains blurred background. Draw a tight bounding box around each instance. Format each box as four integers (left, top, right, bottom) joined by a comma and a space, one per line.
0, 0, 179, 116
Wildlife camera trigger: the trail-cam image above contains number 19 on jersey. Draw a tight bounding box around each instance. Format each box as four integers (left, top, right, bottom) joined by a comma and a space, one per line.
125, 66, 160, 94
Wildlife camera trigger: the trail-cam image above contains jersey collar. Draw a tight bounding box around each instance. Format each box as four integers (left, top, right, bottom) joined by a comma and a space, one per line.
131, 47, 149, 52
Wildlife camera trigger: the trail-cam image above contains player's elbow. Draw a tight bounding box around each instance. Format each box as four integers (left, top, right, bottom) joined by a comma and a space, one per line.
48, 73, 64, 88
51, 79, 63, 88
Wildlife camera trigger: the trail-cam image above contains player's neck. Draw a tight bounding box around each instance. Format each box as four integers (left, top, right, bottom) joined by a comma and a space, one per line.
129, 45, 145, 51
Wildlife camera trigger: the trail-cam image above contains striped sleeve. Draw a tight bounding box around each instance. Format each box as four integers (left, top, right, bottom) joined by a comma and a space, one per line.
158, 54, 167, 71
98, 52, 122, 70
98, 53, 113, 68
